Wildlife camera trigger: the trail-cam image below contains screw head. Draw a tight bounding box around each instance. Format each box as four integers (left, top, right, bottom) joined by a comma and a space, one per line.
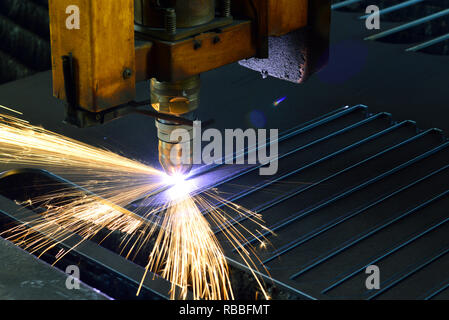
194, 40, 202, 50
165, 8, 175, 14
123, 68, 132, 79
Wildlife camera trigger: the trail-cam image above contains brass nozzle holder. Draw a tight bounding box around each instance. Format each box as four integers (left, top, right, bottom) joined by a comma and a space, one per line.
150, 76, 200, 176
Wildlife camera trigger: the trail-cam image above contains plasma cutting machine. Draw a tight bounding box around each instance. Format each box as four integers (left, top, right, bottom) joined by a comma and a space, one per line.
1, 0, 449, 300
48, 0, 331, 175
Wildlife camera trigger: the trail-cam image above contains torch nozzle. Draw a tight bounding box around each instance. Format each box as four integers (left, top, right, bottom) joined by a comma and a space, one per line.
159, 140, 193, 176
150, 75, 200, 178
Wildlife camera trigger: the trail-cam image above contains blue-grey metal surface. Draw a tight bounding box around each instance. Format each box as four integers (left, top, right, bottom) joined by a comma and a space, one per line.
332, 0, 363, 10
0, 236, 109, 300
179, 105, 449, 300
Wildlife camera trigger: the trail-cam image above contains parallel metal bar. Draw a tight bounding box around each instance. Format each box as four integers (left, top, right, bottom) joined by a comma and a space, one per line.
359, 0, 426, 20
259, 130, 445, 263
204, 112, 391, 208
322, 198, 449, 293
0, 195, 174, 299
192, 105, 368, 180
367, 246, 449, 300
214, 107, 371, 186
423, 281, 449, 300
209, 110, 382, 195
267, 105, 367, 152
275, 106, 366, 141
226, 113, 392, 204
236, 120, 417, 247
332, 0, 363, 10
365, 8, 449, 41
406, 33, 449, 52
289, 188, 449, 279
211, 113, 396, 232
259, 155, 449, 258
251, 120, 410, 214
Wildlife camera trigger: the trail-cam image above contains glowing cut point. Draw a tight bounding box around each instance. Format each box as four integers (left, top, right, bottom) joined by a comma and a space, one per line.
164, 173, 186, 186
164, 174, 194, 200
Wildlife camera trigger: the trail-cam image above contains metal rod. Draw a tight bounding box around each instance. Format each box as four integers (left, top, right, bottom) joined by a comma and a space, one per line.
251, 120, 410, 215
332, 0, 363, 10
205, 113, 393, 230
423, 281, 449, 300
213, 118, 415, 237
214, 105, 369, 183
365, 8, 449, 41
367, 246, 449, 300
288, 187, 449, 279
186, 106, 368, 182
215, 113, 391, 203
237, 121, 431, 250
359, 0, 426, 20
265, 133, 448, 265
322, 191, 449, 293
221, 0, 232, 17
164, 8, 176, 34
190, 106, 369, 200
233, 120, 417, 246
406, 32, 449, 51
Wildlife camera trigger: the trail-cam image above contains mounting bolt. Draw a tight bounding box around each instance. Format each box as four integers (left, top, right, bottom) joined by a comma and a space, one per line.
221, 0, 231, 18
123, 68, 132, 79
193, 40, 202, 50
165, 8, 176, 34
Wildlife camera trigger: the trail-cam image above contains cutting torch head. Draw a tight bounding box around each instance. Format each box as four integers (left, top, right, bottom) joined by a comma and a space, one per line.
150, 76, 200, 176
